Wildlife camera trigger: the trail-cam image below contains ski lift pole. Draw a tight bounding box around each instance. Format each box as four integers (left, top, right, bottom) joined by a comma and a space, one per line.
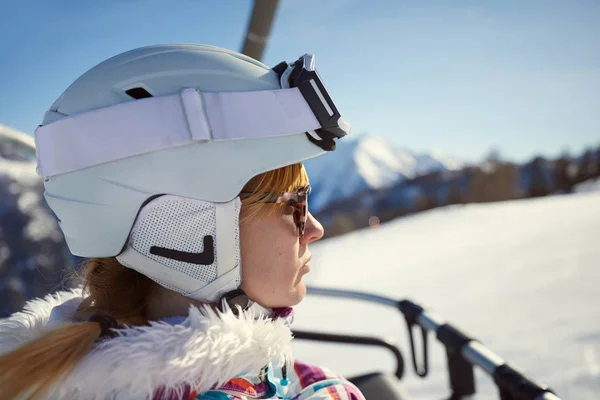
241, 0, 280, 61
306, 286, 561, 400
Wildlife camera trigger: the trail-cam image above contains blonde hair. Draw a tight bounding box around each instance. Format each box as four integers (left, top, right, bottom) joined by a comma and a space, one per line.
240, 162, 309, 223
0, 163, 309, 400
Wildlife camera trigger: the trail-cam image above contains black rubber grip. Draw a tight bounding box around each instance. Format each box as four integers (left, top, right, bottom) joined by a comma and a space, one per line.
494, 364, 554, 399
437, 323, 474, 351
398, 300, 424, 321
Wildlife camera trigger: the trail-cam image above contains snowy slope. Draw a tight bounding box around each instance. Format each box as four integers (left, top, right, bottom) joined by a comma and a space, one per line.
295, 192, 600, 399
304, 134, 463, 212
575, 177, 600, 193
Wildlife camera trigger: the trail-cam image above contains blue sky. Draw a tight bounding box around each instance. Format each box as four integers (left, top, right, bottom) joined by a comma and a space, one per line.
1, 0, 598, 163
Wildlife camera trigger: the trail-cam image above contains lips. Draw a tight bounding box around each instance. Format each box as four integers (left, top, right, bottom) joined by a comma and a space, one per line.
300, 262, 311, 272
303, 255, 312, 268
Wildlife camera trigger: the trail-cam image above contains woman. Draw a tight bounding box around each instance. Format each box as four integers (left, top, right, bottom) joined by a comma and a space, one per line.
0, 44, 363, 399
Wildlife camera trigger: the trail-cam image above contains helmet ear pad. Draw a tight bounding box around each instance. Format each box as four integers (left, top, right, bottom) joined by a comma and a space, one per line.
116, 195, 242, 303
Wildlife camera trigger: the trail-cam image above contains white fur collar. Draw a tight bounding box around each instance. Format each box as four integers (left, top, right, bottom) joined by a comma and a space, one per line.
0, 288, 293, 399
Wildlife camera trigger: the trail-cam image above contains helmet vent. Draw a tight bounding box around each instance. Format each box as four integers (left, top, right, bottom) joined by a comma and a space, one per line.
125, 87, 153, 99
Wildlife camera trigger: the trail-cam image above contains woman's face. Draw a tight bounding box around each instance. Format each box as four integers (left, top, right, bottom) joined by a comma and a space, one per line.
239, 204, 324, 308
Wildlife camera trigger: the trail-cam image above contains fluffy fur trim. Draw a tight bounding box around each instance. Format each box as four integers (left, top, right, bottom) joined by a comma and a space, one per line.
0, 289, 293, 399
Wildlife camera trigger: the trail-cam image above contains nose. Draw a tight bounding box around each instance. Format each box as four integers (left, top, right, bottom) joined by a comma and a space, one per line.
301, 212, 324, 245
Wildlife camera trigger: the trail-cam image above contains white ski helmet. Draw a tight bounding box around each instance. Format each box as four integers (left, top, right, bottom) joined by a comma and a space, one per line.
34, 44, 350, 302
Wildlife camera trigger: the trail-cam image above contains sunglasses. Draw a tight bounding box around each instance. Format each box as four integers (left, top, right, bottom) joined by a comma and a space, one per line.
240, 185, 311, 237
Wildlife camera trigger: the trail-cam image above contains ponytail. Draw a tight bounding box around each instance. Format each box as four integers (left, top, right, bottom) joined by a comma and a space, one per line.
0, 319, 110, 399
0, 257, 156, 399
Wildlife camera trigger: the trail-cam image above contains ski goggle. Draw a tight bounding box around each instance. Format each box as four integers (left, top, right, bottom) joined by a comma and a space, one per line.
241, 185, 311, 237
35, 54, 350, 178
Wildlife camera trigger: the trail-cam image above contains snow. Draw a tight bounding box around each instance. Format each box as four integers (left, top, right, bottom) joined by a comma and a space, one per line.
575, 178, 600, 194
415, 151, 465, 176
294, 191, 600, 399
0, 124, 36, 162
354, 136, 412, 189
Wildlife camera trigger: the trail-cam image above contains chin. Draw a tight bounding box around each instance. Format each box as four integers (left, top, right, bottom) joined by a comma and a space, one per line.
246, 281, 307, 309
289, 282, 307, 306
275, 283, 307, 308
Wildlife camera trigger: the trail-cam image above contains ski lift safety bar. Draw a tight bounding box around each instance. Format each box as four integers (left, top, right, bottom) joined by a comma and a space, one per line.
305, 286, 561, 400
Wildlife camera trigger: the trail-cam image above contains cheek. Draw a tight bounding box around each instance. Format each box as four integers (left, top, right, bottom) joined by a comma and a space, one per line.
244, 230, 298, 281
240, 214, 297, 264
238, 215, 301, 303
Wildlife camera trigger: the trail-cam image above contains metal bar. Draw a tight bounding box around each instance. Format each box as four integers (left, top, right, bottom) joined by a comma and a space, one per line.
305, 286, 561, 400
306, 286, 400, 307
293, 329, 405, 379
462, 341, 505, 375
538, 394, 561, 400
417, 310, 445, 332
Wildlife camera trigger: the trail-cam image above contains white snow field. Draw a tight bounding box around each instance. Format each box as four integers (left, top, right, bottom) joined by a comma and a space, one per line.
294, 191, 600, 399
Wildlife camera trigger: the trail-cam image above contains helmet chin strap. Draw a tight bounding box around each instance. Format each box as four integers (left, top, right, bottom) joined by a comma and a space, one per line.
218, 289, 251, 316
218, 289, 288, 322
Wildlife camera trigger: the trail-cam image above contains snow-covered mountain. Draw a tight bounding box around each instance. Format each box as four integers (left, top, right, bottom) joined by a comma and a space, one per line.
304, 133, 463, 213
414, 151, 464, 176
0, 124, 71, 317
0, 124, 36, 162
